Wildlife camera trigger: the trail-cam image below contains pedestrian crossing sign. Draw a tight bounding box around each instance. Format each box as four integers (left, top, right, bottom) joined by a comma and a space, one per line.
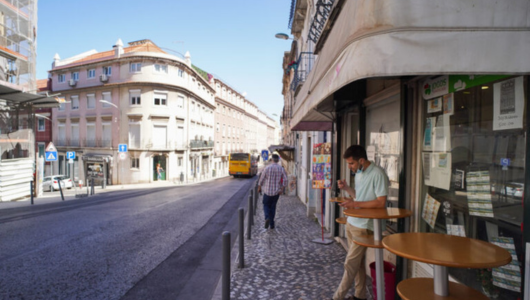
45, 151, 58, 161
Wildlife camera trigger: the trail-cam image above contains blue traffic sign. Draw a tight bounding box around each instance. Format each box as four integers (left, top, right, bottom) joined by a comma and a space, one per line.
45, 151, 58, 161
118, 144, 128, 152
261, 150, 269, 161
500, 158, 511, 166
66, 151, 76, 159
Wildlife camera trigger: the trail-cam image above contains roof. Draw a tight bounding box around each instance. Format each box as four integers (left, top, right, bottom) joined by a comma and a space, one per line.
54, 40, 168, 70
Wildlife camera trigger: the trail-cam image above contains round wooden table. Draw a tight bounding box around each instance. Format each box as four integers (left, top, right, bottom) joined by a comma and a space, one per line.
343, 208, 412, 300
383, 233, 512, 299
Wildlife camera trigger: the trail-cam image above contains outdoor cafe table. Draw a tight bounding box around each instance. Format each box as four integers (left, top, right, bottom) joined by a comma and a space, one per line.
382, 233, 513, 299
343, 207, 412, 300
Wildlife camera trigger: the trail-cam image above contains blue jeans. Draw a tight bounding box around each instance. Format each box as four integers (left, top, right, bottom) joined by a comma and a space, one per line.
262, 194, 280, 227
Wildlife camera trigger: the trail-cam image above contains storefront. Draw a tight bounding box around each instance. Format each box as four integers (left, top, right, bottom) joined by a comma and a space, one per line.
82, 154, 112, 186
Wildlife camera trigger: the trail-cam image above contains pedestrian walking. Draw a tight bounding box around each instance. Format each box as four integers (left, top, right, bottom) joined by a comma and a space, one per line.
257, 153, 287, 229
331, 145, 389, 300
156, 163, 164, 181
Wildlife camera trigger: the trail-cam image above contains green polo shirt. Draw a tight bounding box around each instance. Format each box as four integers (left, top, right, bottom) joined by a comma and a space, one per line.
347, 162, 389, 231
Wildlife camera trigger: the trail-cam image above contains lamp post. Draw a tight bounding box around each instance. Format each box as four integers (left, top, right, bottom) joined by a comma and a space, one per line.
99, 99, 121, 185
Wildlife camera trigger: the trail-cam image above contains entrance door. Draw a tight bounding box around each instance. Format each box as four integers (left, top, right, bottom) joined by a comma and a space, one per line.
153, 155, 166, 181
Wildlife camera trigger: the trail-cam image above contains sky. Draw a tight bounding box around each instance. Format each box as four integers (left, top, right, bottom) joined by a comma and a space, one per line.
36, 0, 293, 123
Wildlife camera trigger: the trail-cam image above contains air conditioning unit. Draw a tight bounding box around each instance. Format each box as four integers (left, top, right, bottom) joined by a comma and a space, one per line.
100, 74, 109, 82
68, 79, 77, 87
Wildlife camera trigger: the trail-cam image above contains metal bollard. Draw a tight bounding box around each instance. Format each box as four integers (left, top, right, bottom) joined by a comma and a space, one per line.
238, 208, 244, 268
30, 181, 34, 205
58, 179, 64, 201
248, 193, 254, 226
222, 231, 231, 300
254, 185, 258, 215
247, 195, 252, 240
91, 178, 95, 195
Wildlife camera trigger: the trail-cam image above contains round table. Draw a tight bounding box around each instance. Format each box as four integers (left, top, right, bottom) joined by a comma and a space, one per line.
383, 233, 512, 299
343, 208, 412, 300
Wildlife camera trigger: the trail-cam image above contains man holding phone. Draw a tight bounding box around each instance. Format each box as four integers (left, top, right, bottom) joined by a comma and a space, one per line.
331, 145, 389, 300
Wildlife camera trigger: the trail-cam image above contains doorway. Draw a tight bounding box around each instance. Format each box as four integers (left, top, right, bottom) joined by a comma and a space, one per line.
153, 155, 166, 181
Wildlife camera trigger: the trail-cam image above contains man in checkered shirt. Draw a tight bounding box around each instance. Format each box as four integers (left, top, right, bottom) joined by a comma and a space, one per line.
257, 154, 288, 229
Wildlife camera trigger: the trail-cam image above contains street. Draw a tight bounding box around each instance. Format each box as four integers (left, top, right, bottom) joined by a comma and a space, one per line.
0, 176, 255, 300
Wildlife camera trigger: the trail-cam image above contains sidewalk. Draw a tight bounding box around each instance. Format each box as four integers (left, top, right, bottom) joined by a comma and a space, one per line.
0, 174, 231, 210
213, 194, 374, 300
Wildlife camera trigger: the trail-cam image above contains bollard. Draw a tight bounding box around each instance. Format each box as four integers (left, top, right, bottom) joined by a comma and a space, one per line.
30, 181, 34, 205
58, 179, 64, 201
91, 178, 95, 195
254, 185, 258, 216
238, 208, 244, 268
248, 193, 254, 226
222, 231, 231, 300
247, 195, 252, 240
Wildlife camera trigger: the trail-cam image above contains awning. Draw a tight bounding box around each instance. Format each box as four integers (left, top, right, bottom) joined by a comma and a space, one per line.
82, 154, 113, 163
268, 145, 295, 161
291, 121, 332, 131
0, 85, 61, 108
291, 0, 530, 129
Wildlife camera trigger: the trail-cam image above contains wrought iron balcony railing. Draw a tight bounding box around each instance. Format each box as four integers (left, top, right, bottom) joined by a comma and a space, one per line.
190, 140, 214, 149
290, 52, 314, 93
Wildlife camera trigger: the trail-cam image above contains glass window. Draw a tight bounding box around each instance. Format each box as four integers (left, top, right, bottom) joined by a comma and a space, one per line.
58, 74, 65, 83
154, 64, 168, 73
131, 158, 140, 169
178, 69, 184, 77
87, 94, 95, 109
130, 90, 141, 106
71, 72, 79, 81
38, 118, 45, 131
71, 95, 79, 110
103, 66, 112, 76
87, 69, 95, 78
129, 63, 142, 73
154, 93, 167, 106
419, 76, 526, 299
101, 92, 112, 108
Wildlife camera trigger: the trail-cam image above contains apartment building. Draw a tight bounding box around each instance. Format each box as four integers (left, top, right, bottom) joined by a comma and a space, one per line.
49, 39, 215, 185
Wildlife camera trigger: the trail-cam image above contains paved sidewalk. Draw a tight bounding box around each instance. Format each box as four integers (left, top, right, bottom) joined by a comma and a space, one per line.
213, 194, 374, 300
0, 174, 231, 210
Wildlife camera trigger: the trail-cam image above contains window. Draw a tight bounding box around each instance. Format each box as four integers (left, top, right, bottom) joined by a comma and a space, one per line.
154, 93, 167, 106
191, 101, 195, 112
58, 74, 65, 83
130, 90, 141, 105
216, 122, 220, 132
178, 157, 183, 167
129, 63, 142, 73
153, 125, 167, 148
38, 143, 45, 158
58, 102, 65, 111
177, 96, 184, 109
103, 66, 112, 76
38, 118, 45, 131
129, 122, 141, 148
86, 123, 95, 147
71, 95, 79, 110
178, 69, 184, 77
87, 69, 95, 79
176, 126, 184, 148
131, 157, 140, 169
87, 94, 95, 109
102, 123, 111, 147
101, 92, 112, 108
71, 124, 79, 146
154, 64, 168, 73
71, 72, 79, 81
58, 124, 66, 145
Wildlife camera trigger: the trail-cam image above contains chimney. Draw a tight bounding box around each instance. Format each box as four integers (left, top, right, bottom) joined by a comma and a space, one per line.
52, 53, 60, 68
114, 38, 124, 58
185, 51, 191, 66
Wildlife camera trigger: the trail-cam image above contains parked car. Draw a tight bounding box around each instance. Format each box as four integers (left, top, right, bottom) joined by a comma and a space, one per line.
42, 175, 72, 192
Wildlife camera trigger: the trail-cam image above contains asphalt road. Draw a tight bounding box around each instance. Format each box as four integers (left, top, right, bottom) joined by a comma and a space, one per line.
0, 176, 256, 300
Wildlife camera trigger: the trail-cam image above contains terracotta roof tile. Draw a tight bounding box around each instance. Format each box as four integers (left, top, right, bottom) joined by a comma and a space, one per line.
36, 79, 49, 91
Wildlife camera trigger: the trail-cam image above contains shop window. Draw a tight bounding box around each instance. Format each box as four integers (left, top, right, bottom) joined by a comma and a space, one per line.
420, 76, 526, 299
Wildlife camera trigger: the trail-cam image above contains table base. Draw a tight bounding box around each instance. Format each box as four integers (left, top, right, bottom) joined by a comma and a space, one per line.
397, 278, 488, 300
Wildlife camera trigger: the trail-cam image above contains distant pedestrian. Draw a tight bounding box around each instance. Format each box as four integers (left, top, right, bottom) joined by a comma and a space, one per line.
157, 163, 164, 181
257, 154, 287, 229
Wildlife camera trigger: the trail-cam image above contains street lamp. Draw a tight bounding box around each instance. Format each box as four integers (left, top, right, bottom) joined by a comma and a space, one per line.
99, 99, 121, 185
275, 33, 293, 40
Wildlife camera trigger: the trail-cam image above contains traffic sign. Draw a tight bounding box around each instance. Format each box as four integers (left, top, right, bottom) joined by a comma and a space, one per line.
501, 158, 511, 166
45, 142, 57, 152
118, 144, 128, 152
119, 152, 127, 160
66, 151, 76, 159
68, 159, 74, 164
45, 151, 58, 161
261, 150, 269, 161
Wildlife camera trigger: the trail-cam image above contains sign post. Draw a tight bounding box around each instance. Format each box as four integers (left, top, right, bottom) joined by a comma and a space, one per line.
118, 144, 128, 185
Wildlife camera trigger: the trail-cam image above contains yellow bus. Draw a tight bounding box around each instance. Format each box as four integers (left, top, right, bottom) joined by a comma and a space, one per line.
229, 153, 258, 178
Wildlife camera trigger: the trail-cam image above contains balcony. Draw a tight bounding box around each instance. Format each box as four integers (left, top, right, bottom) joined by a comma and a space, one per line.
85, 139, 112, 148
190, 140, 214, 149
290, 52, 314, 94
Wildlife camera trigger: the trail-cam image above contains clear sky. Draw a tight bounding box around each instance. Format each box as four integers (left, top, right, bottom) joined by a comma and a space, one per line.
36, 0, 293, 123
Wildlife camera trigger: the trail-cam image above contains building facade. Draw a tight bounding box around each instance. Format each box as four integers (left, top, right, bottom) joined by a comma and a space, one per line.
49, 39, 215, 185
281, 0, 530, 298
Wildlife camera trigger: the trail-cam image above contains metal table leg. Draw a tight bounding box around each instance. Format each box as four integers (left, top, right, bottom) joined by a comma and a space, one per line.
433, 265, 449, 296
374, 219, 385, 300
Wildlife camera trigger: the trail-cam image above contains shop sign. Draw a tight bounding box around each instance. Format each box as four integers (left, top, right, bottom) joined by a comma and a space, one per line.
423, 75, 510, 100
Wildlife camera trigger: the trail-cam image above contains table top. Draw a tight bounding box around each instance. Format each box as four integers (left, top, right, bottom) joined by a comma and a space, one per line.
343, 207, 412, 219
351, 234, 384, 249
329, 197, 351, 203
383, 233, 512, 268
397, 278, 488, 300
335, 217, 347, 224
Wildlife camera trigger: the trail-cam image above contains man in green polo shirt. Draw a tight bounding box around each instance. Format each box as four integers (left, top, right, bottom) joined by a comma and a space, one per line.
331, 145, 389, 300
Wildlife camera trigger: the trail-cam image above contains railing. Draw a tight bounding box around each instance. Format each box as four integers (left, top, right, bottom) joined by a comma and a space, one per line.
190, 140, 214, 149
308, 0, 335, 44
290, 52, 314, 93
56, 139, 67, 147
